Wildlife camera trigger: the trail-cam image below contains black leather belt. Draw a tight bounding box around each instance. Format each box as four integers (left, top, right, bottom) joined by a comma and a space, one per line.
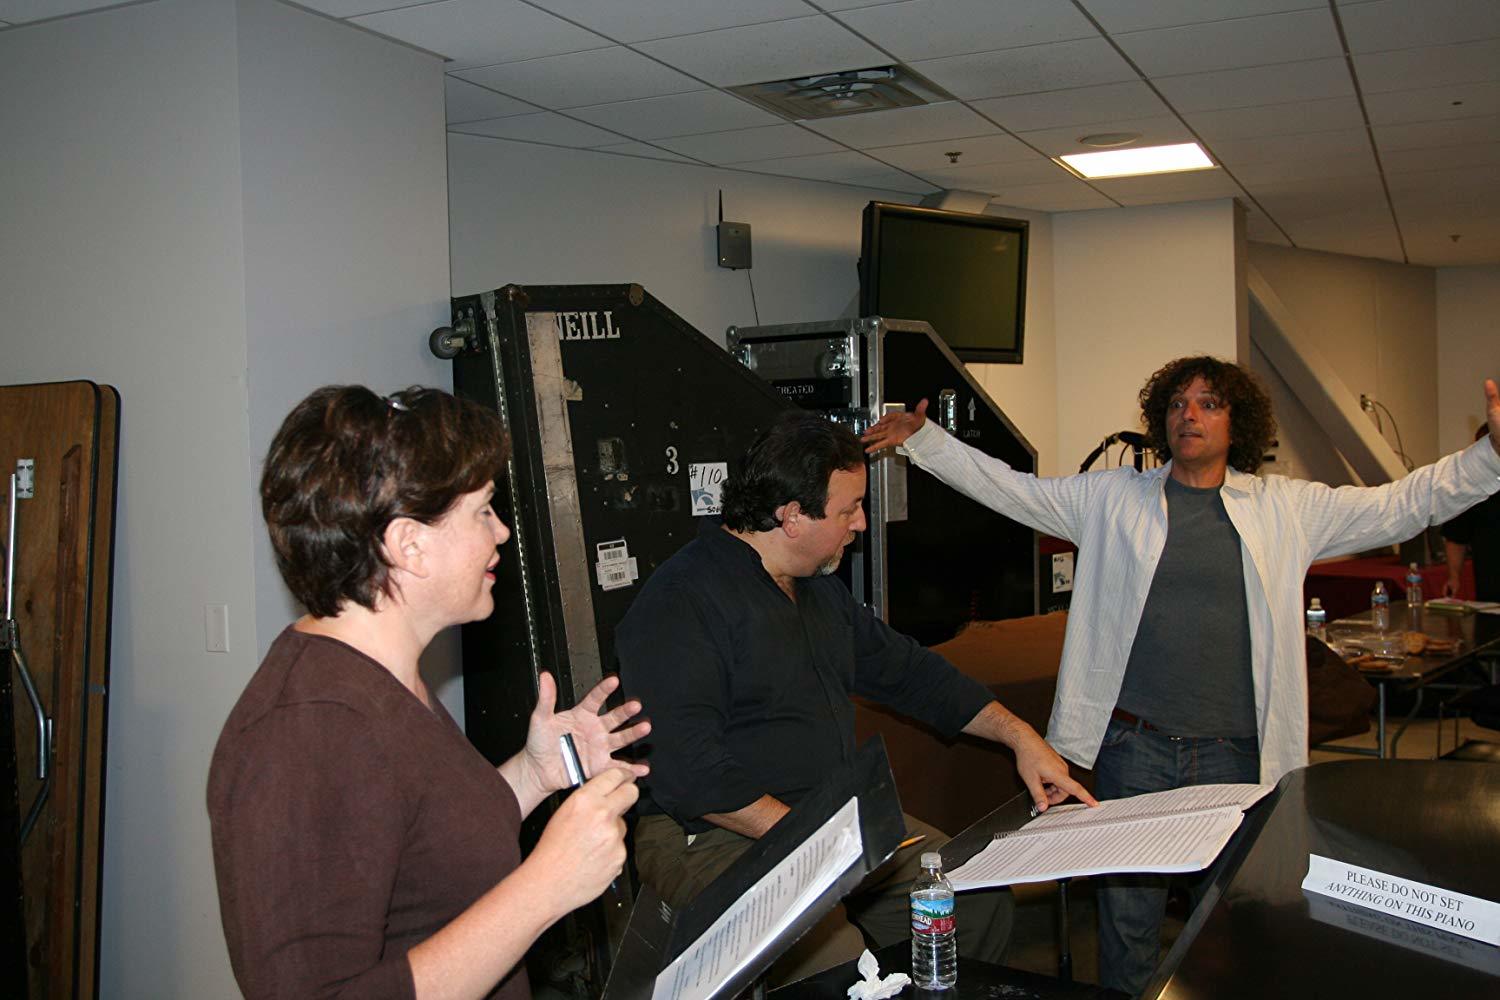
1111, 706, 1159, 732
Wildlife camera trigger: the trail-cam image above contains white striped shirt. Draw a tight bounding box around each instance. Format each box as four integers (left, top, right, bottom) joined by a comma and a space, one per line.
902, 423, 1500, 784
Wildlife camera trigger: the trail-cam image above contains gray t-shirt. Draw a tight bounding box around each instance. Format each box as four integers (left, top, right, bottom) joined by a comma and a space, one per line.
1115, 478, 1257, 738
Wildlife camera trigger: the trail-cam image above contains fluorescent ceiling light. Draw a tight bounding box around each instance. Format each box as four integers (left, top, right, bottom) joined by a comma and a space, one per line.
1058, 142, 1215, 179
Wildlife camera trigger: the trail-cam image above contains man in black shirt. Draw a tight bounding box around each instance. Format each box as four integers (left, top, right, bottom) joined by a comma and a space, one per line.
617, 413, 1091, 979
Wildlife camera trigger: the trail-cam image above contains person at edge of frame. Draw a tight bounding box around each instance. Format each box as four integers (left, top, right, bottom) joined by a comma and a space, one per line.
863, 359, 1500, 996
617, 411, 1097, 986
1443, 424, 1500, 602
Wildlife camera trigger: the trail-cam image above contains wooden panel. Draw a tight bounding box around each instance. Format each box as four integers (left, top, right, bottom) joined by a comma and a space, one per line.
1, 381, 118, 1000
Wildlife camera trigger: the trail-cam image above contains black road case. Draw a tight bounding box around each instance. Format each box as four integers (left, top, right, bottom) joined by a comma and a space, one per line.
442, 283, 792, 993
726, 317, 1039, 646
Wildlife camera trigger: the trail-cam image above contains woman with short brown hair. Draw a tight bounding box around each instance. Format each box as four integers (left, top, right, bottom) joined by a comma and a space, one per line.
209, 385, 647, 1000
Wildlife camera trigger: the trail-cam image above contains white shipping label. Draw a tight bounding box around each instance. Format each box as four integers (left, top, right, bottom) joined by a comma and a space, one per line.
689, 462, 728, 517
1051, 552, 1074, 594
595, 539, 640, 592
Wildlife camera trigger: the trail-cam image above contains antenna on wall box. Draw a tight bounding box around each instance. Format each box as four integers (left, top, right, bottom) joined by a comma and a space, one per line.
717, 189, 752, 270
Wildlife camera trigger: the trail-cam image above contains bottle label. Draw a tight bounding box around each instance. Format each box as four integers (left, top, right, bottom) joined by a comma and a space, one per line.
911, 896, 955, 935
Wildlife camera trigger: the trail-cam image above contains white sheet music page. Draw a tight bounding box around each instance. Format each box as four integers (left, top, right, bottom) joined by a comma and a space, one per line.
948, 783, 1273, 889
651, 797, 863, 1000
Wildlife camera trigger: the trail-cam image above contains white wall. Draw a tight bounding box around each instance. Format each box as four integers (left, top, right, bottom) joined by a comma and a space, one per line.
2, 1, 455, 995
0, 1, 254, 995
448, 138, 1070, 473
236, 0, 457, 702
1437, 265, 1500, 455
1051, 199, 1244, 473
1248, 242, 1437, 483
970, 205, 1058, 475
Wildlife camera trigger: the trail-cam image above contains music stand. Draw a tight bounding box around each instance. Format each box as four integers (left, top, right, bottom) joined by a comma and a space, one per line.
604, 737, 906, 1000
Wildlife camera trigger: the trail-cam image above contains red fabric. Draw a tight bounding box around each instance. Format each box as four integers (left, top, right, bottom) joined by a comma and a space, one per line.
1304, 558, 1462, 622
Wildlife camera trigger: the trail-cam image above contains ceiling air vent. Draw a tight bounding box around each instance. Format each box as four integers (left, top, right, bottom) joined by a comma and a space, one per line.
729, 65, 956, 121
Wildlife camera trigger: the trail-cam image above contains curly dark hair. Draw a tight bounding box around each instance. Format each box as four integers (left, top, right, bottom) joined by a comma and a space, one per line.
1138, 356, 1276, 474
260, 385, 509, 618
721, 412, 865, 532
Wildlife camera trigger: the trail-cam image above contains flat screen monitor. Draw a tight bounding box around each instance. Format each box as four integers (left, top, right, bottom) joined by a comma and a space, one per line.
859, 201, 1028, 364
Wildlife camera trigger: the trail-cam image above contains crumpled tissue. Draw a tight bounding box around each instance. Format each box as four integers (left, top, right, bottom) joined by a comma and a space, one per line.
846, 949, 911, 999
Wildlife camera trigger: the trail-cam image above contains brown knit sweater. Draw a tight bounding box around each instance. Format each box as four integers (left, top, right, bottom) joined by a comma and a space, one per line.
208, 627, 528, 1000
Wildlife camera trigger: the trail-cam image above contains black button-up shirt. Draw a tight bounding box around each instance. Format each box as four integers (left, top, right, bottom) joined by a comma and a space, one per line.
617, 524, 994, 833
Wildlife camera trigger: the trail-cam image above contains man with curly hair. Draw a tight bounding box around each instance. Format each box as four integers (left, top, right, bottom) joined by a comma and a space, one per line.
865, 358, 1500, 994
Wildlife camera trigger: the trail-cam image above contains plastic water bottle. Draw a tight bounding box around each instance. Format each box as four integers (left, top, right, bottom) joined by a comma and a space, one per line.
1406, 563, 1424, 629
911, 852, 957, 990
1371, 580, 1390, 632
1306, 598, 1328, 642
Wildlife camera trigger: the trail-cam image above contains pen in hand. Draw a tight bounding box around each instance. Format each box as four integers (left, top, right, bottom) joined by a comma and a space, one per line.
559, 734, 620, 895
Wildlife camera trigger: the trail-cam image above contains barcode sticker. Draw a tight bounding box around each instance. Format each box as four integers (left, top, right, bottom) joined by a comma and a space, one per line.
595, 539, 640, 591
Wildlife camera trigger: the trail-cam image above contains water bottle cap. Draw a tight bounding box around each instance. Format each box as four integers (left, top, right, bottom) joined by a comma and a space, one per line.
921, 852, 942, 868
1310, 598, 1322, 609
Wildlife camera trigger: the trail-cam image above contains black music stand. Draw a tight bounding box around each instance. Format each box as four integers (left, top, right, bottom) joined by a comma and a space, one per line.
603, 738, 906, 1000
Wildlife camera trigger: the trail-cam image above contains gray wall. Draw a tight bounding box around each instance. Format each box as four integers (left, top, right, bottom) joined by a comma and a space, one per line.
1, 0, 452, 993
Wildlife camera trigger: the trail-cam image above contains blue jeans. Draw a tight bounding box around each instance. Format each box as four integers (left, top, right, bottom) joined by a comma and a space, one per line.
1093, 716, 1260, 997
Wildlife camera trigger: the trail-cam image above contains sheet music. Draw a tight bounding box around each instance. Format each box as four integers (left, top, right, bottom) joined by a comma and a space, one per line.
1021, 783, 1272, 835
651, 797, 863, 1000
948, 783, 1271, 889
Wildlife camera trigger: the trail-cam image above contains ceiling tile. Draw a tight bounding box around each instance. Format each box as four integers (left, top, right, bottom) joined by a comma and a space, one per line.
1185, 97, 1364, 143
1286, 226, 1406, 264
734, 151, 937, 193
588, 141, 700, 163
1079, 0, 1321, 34
971, 81, 1167, 133
802, 102, 1000, 149
1014, 115, 1194, 157
1364, 81, 1500, 126
866, 133, 1037, 171
1092, 170, 1244, 206
1113, 9, 1342, 78
453, 46, 699, 109
1155, 58, 1353, 112
1230, 149, 1379, 184
912, 37, 1137, 100
1401, 230, 1500, 267
1338, 0, 1500, 54
0, 0, 128, 20
1373, 113, 1500, 150
1386, 166, 1500, 208
652, 124, 845, 164
1253, 174, 1388, 218
817, 0, 925, 8
351, 0, 610, 70
1379, 140, 1500, 174
1354, 38, 1500, 95
916, 156, 1071, 189
448, 111, 624, 147
1210, 128, 1372, 166
282, 1, 414, 15
569, 90, 780, 140
445, 77, 536, 124
834, 0, 1095, 62
988, 179, 1116, 212
634, 16, 886, 87
1244, 208, 1293, 246
526, 0, 810, 43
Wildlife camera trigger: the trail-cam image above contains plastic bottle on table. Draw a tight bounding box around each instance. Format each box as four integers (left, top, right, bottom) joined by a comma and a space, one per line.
1371, 580, 1390, 632
911, 851, 957, 990
1306, 598, 1328, 642
1406, 563, 1424, 629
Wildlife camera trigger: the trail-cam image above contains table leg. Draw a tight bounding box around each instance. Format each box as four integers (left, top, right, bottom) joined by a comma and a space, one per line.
1389, 688, 1423, 758
1377, 683, 1387, 759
